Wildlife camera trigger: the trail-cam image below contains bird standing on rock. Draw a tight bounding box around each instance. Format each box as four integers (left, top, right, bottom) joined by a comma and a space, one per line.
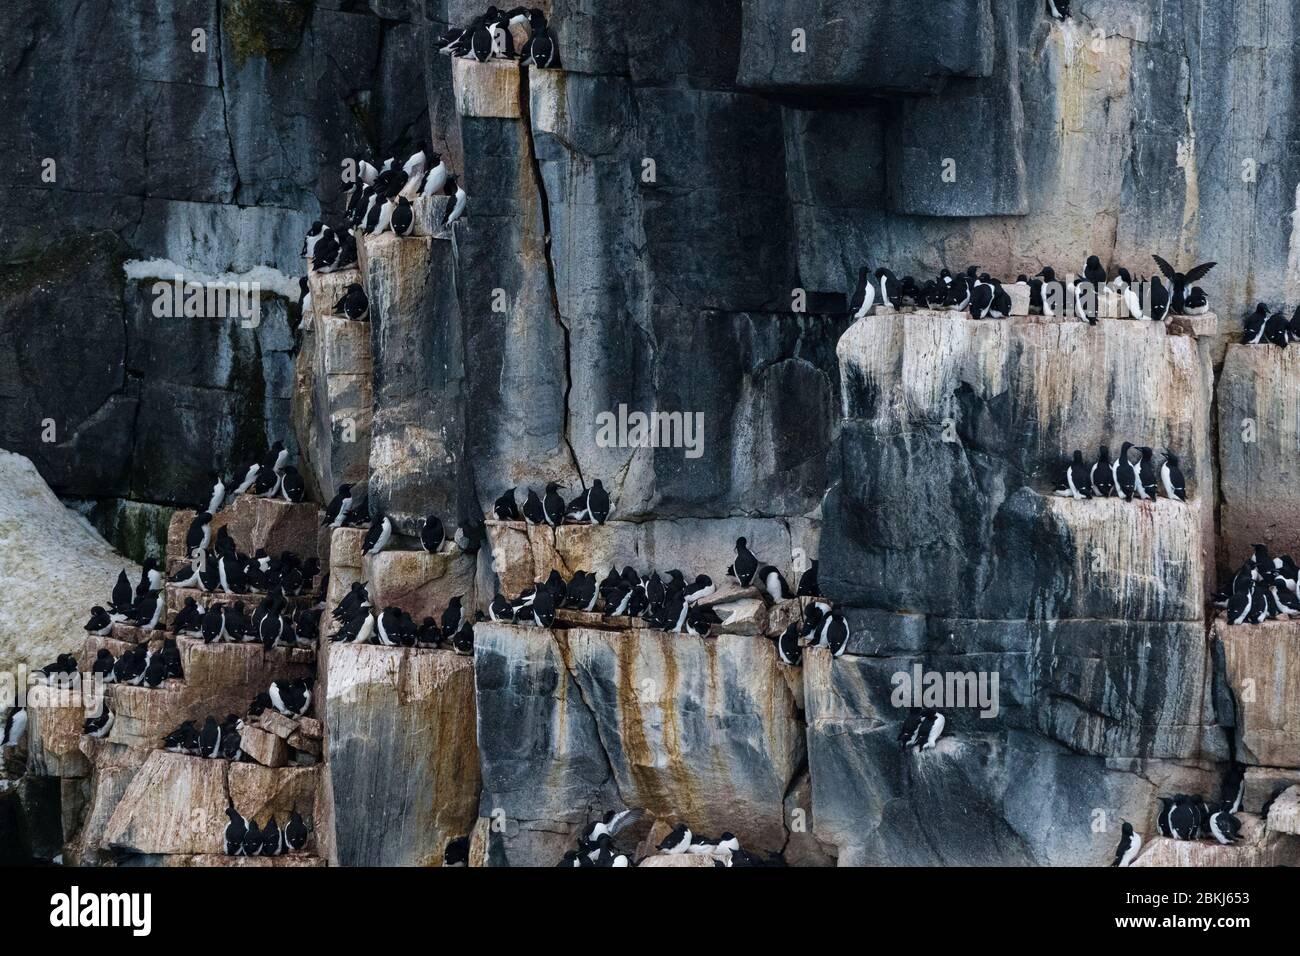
334, 283, 369, 322
848, 266, 875, 319
1152, 254, 1216, 315
442, 175, 468, 227
1161, 452, 1187, 502
729, 537, 759, 587
362, 514, 392, 556
421, 514, 445, 552
1111, 821, 1141, 867
542, 482, 566, 527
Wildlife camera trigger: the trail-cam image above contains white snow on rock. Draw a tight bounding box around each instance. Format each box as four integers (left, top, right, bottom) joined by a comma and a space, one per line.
0, 450, 139, 671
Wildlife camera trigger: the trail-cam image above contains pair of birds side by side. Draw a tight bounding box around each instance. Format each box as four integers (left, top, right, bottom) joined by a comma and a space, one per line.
1054, 444, 1187, 502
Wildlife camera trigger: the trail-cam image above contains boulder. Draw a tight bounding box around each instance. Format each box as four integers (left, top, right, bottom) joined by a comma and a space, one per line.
240, 723, 288, 767
294, 311, 373, 505
101, 750, 319, 857
325, 643, 480, 865
801, 648, 1219, 865
826, 314, 1212, 614
452, 57, 522, 119
24, 681, 92, 779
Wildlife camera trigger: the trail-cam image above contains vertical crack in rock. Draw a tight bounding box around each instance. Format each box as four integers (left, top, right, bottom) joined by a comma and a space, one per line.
517, 65, 584, 488
552, 630, 625, 810
214, 6, 243, 203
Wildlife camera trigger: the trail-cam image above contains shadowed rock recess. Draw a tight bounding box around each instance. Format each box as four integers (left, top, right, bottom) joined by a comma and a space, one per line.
5, 1, 1300, 868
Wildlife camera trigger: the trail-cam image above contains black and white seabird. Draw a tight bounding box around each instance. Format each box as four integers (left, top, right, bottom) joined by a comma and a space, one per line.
1111, 821, 1141, 867
1114, 441, 1137, 500
1207, 804, 1242, 845
848, 266, 875, 319
494, 488, 521, 520
1047, 0, 1070, 20
224, 801, 248, 855
1135, 446, 1159, 501
362, 514, 392, 556
420, 514, 445, 552
284, 810, 310, 852
521, 488, 545, 525
391, 196, 416, 237
729, 537, 759, 587
756, 565, 794, 602
2, 707, 29, 749
1152, 254, 1216, 315
84, 606, 115, 636
334, 283, 369, 322
542, 481, 566, 527
1054, 449, 1092, 500
442, 175, 468, 227
775, 621, 803, 666
322, 483, 354, 528
656, 823, 693, 855
1160, 451, 1186, 501
269, 678, 312, 718
522, 8, 559, 68
205, 472, 227, 515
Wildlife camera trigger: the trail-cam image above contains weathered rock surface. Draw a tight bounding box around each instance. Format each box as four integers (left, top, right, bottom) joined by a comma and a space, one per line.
1216, 344, 1300, 574
0, 0, 428, 503
1215, 617, 1300, 768
1268, 786, 1300, 835
101, 750, 319, 858
325, 643, 479, 866
294, 296, 373, 505
167, 496, 319, 569
474, 622, 802, 864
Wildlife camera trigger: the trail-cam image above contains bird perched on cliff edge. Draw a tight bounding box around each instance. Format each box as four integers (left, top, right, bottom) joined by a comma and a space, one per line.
1111, 821, 1141, 867
1152, 254, 1216, 314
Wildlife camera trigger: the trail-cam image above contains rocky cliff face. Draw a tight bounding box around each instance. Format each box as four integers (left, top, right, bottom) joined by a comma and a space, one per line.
6, 1, 1300, 868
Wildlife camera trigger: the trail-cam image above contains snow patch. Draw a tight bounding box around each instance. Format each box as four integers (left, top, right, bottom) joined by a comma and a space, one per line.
122, 259, 300, 300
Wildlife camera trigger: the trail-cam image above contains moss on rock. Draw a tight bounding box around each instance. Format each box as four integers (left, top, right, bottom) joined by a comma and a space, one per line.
224, 0, 312, 68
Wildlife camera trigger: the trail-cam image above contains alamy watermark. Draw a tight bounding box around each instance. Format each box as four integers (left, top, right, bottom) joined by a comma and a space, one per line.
594, 404, 705, 459
151, 274, 262, 328
891, 663, 1000, 718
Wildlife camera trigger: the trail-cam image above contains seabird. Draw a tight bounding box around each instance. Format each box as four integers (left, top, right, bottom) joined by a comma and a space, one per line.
1111, 821, 1141, 867
361, 514, 393, 556
729, 537, 759, 587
